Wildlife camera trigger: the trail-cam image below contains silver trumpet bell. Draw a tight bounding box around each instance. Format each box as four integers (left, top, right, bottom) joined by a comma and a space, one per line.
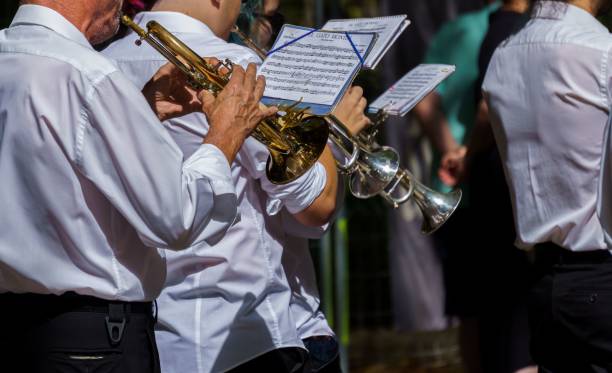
326, 115, 403, 197
380, 168, 462, 235
349, 109, 462, 234
348, 146, 400, 198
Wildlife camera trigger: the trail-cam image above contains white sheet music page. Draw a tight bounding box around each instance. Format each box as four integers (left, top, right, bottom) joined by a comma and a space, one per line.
369, 64, 455, 116
322, 15, 410, 69
258, 25, 376, 115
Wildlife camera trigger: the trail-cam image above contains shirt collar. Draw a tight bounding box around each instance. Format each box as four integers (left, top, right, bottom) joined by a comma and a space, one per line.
533, 1, 608, 33
133, 11, 216, 37
10, 4, 92, 49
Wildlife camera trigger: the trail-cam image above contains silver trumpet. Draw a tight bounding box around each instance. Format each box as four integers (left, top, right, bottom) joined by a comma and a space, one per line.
231, 27, 461, 233
348, 110, 462, 234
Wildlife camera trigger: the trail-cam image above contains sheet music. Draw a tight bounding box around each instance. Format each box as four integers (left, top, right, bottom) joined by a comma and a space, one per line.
258, 25, 376, 114
369, 64, 455, 116
322, 15, 410, 69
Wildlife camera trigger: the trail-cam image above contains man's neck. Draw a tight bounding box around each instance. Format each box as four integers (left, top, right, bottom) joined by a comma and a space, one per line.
151, 0, 226, 39
567, 0, 600, 15
503, 0, 529, 13
22, 0, 92, 37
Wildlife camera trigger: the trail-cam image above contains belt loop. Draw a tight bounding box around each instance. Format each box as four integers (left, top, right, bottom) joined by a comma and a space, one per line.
105, 303, 127, 346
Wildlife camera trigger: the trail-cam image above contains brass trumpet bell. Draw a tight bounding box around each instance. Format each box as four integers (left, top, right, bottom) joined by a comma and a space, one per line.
264, 115, 330, 183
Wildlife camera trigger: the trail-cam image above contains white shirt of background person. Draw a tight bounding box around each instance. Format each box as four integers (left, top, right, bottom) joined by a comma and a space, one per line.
483, 1, 612, 252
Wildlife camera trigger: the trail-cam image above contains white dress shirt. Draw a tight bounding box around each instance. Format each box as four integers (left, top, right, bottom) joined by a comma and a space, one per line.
103, 12, 329, 372
0, 5, 237, 301
483, 1, 612, 252
281, 212, 335, 340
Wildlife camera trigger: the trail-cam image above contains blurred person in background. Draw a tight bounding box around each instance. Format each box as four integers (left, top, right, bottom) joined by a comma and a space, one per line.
484, 0, 612, 371
248, 0, 282, 50
411, 1, 499, 372
442, 0, 537, 372
379, 0, 485, 336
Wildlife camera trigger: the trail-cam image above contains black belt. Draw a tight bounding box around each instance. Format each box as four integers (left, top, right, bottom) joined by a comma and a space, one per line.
0, 292, 154, 345
534, 242, 612, 265
0, 292, 152, 314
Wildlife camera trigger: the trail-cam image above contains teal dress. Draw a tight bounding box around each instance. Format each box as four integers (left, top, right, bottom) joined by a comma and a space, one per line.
423, 3, 500, 193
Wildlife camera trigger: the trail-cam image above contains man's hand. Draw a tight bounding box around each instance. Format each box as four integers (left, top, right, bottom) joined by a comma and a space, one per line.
438, 146, 467, 187
293, 86, 370, 227
332, 86, 371, 136
142, 63, 202, 122
201, 63, 278, 163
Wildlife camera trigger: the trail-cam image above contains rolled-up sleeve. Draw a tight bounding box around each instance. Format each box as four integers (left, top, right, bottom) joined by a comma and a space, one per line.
183, 144, 234, 195
262, 163, 327, 216
77, 72, 237, 250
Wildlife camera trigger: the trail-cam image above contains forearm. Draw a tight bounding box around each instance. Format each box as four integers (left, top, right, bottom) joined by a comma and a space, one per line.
426, 117, 458, 154
293, 145, 339, 227
203, 126, 243, 164
414, 93, 459, 154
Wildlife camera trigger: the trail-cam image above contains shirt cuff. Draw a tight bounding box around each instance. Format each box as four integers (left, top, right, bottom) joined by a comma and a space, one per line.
265, 162, 327, 215
183, 143, 235, 196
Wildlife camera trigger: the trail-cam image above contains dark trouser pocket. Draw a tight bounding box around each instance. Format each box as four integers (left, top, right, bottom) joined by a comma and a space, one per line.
47, 349, 123, 373
303, 336, 341, 373
530, 260, 612, 372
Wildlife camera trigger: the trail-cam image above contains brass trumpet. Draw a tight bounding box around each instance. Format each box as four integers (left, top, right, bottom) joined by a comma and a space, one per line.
122, 15, 329, 185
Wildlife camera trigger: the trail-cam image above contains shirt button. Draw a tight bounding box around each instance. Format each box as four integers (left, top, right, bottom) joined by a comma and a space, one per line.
589, 293, 598, 304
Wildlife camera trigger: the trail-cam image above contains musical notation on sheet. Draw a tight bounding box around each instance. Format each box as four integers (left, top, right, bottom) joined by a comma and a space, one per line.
259, 25, 376, 110
369, 64, 455, 116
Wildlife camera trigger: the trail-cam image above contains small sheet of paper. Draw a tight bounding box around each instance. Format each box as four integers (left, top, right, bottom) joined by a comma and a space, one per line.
258, 25, 376, 115
369, 64, 455, 116
322, 15, 410, 69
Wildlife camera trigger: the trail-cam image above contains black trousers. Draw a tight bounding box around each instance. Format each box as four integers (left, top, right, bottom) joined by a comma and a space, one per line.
0, 292, 160, 373
228, 347, 309, 373
530, 245, 612, 372
303, 336, 341, 373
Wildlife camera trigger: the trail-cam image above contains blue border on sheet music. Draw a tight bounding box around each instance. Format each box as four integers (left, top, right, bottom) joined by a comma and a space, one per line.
260, 24, 376, 115
345, 32, 365, 66
266, 27, 319, 56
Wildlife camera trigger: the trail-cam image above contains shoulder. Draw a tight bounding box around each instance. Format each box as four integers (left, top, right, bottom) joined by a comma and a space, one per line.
224, 43, 262, 66
178, 33, 262, 66
0, 28, 119, 86
571, 31, 612, 53
501, 18, 612, 53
